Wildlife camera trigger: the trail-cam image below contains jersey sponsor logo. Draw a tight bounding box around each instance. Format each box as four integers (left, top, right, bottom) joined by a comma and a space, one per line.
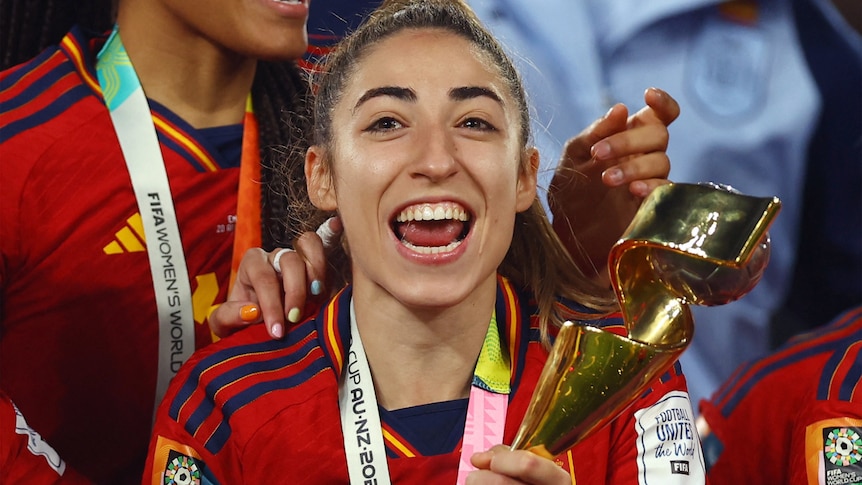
634, 391, 706, 484
806, 418, 862, 485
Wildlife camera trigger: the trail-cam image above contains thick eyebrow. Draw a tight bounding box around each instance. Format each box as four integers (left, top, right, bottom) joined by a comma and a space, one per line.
449, 86, 504, 107
352, 85, 504, 112
354, 86, 417, 112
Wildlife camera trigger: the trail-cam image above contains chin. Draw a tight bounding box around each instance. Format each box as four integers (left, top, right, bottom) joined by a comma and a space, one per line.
255, 34, 308, 62
394, 277, 481, 310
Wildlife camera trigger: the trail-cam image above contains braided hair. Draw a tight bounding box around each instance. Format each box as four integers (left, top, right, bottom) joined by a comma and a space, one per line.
252, 61, 315, 251
0, 0, 112, 70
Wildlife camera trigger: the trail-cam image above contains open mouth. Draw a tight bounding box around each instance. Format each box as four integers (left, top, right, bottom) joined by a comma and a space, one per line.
392, 202, 472, 255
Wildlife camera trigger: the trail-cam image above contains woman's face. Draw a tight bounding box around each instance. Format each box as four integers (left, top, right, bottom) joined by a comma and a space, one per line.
156, 0, 310, 61
307, 29, 537, 309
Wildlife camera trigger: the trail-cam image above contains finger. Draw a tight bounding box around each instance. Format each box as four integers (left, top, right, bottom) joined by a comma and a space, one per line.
628, 87, 681, 129
601, 151, 671, 188
592, 122, 670, 164
464, 470, 519, 484
294, 231, 327, 297
629, 177, 672, 198
270, 248, 309, 328
315, 216, 342, 250
561, 103, 630, 168
645, 87, 680, 126
471, 447, 569, 484
221, 247, 285, 339
207, 302, 261, 339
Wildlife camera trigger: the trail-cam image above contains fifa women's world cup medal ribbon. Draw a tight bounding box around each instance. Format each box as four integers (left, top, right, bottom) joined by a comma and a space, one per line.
511, 182, 781, 459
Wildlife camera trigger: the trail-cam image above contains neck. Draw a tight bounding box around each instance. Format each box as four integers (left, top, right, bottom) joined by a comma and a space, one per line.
114, 5, 256, 128
351, 279, 498, 411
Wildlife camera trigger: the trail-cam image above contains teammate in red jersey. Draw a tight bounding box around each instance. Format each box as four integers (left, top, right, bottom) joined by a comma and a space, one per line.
699, 306, 862, 485
146, 1, 704, 483
0, 391, 91, 485
0, 0, 318, 482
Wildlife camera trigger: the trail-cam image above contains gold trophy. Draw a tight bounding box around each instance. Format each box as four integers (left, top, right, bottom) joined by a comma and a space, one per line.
511, 182, 781, 459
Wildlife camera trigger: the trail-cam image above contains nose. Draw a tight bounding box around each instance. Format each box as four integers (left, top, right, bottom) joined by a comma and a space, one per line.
410, 126, 459, 182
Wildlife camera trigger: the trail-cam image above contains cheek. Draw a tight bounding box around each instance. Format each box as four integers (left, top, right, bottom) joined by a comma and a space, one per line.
481, 155, 524, 198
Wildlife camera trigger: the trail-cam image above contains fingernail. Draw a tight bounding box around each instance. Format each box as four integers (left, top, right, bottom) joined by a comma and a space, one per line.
631, 180, 648, 196
271, 323, 284, 339
592, 141, 611, 160
288, 307, 301, 323
240, 304, 260, 322
604, 106, 615, 119
310, 279, 323, 296
605, 167, 624, 185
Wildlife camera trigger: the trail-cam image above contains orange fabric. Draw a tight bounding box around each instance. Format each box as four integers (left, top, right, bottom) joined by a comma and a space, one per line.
228, 98, 261, 292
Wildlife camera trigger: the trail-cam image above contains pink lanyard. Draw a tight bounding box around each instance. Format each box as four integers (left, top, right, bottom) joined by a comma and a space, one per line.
456, 385, 509, 483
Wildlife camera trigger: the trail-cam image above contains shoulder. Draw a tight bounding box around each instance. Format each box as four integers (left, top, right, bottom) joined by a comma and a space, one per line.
159, 319, 333, 455
1, 27, 105, 147
701, 307, 862, 482
708, 305, 862, 419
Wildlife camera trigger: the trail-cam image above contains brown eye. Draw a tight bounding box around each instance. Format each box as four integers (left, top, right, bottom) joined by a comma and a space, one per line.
461, 117, 496, 131
365, 117, 402, 132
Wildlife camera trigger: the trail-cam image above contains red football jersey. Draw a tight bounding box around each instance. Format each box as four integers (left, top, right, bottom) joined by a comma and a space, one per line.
700, 306, 862, 485
0, 27, 236, 483
145, 278, 707, 484
0, 391, 92, 484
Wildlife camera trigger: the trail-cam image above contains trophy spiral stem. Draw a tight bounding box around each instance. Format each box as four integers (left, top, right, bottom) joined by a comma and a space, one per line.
511, 183, 781, 458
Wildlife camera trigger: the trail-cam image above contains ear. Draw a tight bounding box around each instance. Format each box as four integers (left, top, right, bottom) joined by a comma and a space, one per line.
515, 147, 539, 212
305, 145, 337, 211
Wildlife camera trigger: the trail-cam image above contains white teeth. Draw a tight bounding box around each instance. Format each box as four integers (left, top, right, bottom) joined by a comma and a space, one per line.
402, 239, 463, 254
396, 203, 470, 223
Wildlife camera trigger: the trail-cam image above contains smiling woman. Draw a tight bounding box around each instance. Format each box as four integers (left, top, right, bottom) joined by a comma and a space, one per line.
142, 1, 705, 484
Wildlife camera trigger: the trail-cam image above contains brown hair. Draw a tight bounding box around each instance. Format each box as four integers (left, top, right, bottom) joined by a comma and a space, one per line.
304, 0, 616, 345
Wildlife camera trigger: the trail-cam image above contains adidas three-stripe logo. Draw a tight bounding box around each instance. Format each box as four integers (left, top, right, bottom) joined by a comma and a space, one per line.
103, 213, 146, 254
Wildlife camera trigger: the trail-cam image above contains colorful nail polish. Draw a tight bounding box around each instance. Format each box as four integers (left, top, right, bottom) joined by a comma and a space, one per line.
310, 279, 323, 296
240, 304, 260, 322
288, 307, 301, 323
